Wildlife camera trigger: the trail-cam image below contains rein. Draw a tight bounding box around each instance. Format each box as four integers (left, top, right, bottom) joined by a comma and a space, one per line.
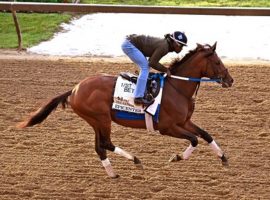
165, 74, 201, 99
164, 73, 220, 100
168, 75, 221, 82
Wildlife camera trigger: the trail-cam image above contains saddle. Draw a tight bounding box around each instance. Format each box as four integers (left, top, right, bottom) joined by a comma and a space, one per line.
120, 72, 162, 100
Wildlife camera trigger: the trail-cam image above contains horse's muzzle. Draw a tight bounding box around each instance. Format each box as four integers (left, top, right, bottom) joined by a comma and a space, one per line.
221, 76, 234, 88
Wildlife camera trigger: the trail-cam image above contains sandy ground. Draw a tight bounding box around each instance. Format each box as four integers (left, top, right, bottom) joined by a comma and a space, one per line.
0, 50, 269, 199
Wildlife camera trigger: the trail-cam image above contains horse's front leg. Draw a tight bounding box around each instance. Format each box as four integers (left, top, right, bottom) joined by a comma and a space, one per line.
183, 120, 228, 166
160, 125, 199, 162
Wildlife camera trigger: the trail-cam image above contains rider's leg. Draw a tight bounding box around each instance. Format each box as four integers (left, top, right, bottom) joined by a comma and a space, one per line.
121, 40, 149, 100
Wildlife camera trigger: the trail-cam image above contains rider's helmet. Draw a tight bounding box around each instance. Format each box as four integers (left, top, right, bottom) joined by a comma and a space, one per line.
169, 31, 188, 46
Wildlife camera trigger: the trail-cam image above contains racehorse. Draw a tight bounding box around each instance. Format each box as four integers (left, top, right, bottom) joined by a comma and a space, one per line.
18, 42, 234, 178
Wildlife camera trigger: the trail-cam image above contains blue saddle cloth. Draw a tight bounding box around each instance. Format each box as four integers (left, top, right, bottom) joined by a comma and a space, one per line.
115, 105, 161, 123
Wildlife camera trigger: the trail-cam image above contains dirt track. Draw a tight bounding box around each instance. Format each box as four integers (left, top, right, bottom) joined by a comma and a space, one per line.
0, 52, 269, 199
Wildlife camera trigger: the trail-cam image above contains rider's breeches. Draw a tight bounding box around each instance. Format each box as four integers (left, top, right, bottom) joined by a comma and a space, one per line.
121, 39, 149, 98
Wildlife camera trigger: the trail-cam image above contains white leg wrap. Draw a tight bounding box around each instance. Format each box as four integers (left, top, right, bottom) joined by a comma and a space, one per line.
114, 147, 133, 160
183, 144, 196, 160
209, 140, 223, 157
101, 158, 117, 178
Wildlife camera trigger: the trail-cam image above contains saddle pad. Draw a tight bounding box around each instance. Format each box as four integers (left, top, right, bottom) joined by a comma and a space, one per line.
112, 76, 144, 114
112, 75, 163, 116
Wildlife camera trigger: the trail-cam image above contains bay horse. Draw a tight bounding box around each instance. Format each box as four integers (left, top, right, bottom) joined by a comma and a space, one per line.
18, 42, 234, 178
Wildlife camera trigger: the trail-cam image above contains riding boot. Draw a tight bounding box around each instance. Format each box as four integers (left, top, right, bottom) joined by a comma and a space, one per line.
134, 78, 154, 106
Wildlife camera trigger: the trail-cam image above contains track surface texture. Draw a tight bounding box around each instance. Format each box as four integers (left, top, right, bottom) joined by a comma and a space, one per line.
0, 51, 269, 199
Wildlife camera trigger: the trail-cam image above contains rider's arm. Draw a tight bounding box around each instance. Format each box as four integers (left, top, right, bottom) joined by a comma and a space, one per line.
150, 63, 167, 72
148, 49, 168, 72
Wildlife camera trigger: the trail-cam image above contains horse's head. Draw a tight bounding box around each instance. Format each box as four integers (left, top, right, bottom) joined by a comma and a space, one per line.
169, 42, 234, 88
196, 42, 234, 88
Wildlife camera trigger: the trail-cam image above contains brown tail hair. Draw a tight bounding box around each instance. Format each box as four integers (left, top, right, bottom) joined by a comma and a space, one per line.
17, 90, 72, 128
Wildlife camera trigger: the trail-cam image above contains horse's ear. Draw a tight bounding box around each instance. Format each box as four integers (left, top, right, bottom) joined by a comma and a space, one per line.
211, 42, 217, 51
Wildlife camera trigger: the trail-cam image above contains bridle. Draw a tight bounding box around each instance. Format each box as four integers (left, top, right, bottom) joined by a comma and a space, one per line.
166, 47, 228, 99
205, 51, 229, 84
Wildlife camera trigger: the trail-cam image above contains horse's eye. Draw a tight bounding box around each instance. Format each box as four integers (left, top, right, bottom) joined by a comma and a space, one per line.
216, 61, 221, 65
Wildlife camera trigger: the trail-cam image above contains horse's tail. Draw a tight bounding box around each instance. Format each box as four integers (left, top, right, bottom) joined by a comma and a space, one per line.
17, 90, 72, 128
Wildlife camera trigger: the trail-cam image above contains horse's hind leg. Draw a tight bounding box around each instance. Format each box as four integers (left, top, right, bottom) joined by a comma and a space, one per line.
98, 127, 143, 169
184, 120, 228, 166
113, 147, 143, 169
96, 125, 143, 178
93, 126, 119, 178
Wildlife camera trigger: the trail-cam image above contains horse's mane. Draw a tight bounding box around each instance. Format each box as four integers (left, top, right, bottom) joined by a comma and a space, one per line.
169, 44, 211, 74
169, 47, 198, 73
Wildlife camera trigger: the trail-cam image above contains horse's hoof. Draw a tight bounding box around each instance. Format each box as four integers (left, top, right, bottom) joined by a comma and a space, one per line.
134, 156, 141, 164
134, 156, 143, 170
221, 154, 229, 167
111, 174, 120, 179
168, 154, 182, 162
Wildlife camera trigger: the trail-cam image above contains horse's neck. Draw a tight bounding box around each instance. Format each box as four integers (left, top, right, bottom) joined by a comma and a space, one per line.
179, 58, 202, 78
171, 58, 203, 99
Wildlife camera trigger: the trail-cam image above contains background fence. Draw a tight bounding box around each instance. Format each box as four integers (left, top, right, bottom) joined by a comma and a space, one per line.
1, 2, 270, 15
1, 2, 270, 50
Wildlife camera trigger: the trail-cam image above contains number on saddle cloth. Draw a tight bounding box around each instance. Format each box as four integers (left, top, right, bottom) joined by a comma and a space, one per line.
119, 72, 162, 99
